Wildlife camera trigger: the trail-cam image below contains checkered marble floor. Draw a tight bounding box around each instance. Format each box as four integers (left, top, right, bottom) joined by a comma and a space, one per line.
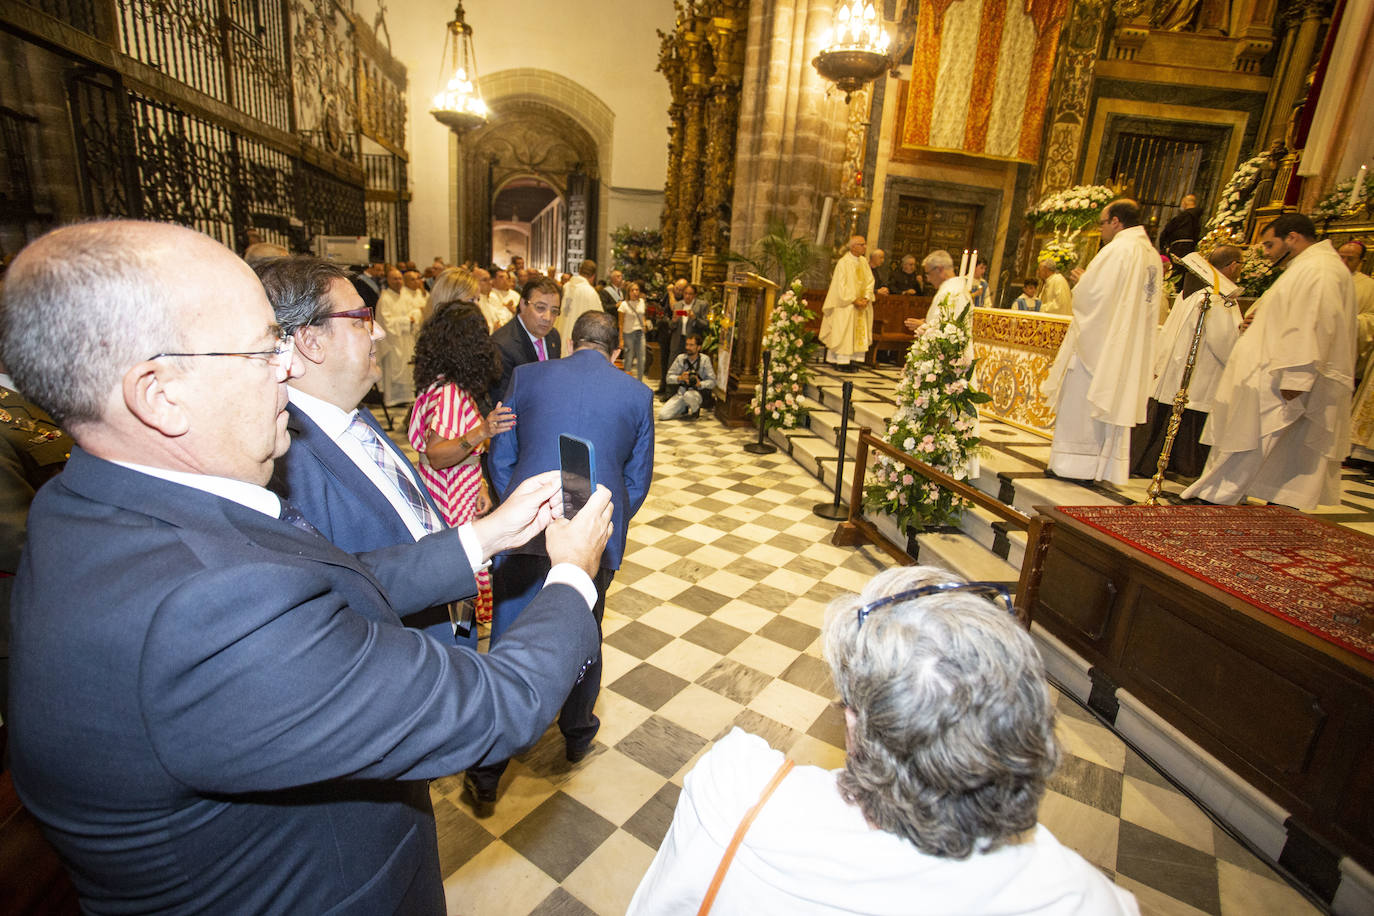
375, 403, 1323, 916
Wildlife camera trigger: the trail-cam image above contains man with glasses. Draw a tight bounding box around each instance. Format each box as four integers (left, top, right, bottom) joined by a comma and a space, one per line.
1, 221, 612, 915
1043, 198, 1161, 485
491, 276, 563, 401
256, 256, 473, 646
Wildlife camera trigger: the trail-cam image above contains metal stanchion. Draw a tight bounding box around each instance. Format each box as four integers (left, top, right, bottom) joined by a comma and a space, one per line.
744, 350, 778, 455
814, 379, 853, 520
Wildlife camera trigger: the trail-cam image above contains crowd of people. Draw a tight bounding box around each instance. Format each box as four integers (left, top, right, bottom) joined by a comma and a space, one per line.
819, 200, 1366, 512
4, 199, 1363, 913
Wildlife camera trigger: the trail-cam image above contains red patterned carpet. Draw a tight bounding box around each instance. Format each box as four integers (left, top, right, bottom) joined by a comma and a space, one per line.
1058, 505, 1374, 661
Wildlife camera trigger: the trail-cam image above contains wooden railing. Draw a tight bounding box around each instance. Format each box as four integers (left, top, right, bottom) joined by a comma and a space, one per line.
831, 427, 1051, 625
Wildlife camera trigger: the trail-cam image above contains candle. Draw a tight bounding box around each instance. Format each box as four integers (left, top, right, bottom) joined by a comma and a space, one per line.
959, 249, 970, 279
970, 250, 979, 282
1349, 165, 1368, 209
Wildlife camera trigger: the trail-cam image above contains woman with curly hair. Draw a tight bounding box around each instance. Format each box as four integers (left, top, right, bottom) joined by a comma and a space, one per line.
409, 268, 516, 622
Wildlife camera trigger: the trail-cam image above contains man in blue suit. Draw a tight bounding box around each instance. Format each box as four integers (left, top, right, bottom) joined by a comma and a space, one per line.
490, 276, 563, 401
256, 256, 513, 646
1, 220, 614, 915
467, 311, 654, 814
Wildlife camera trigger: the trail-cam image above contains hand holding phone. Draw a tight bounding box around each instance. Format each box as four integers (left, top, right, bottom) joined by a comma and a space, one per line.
559, 434, 597, 519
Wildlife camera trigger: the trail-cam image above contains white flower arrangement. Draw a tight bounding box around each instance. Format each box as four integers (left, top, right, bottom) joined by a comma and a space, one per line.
862, 298, 989, 530
1314, 174, 1374, 221
1026, 185, 1115, 231
749, 280, 817, 431
1203, 153, 1270, 238
1038, 231, 1081, 271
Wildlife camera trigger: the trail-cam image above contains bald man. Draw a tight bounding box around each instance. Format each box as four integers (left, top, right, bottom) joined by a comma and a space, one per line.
0, 221, 610, 914
819, 236, 875, 371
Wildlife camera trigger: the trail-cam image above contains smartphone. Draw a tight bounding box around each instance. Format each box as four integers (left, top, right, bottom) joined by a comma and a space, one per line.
559, 434, 596, 518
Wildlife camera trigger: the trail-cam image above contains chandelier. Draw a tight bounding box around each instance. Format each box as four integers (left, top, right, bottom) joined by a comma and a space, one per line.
812, 1, 893, 102
430, 2, 489, 134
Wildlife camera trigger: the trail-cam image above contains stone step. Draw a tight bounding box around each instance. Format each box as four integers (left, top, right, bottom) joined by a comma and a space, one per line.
911, 529, 1022, 585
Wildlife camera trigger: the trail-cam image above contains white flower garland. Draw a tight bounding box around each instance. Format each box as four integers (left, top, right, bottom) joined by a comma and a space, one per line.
749, 280, 816, 431
862, 298, 989, 530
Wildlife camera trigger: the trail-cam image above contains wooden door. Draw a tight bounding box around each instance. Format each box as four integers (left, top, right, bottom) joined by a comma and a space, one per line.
890, 196, 979, 261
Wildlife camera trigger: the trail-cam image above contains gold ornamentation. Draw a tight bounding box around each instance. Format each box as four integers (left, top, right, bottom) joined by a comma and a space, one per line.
657, 0, 748, 275
972, 309, 1068, 435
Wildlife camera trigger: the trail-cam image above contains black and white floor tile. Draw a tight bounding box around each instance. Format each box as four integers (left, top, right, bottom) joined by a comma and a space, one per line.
377, 396, 1323, 916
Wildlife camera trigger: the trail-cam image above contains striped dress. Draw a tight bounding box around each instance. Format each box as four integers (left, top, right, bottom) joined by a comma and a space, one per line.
409, 380, 492, 621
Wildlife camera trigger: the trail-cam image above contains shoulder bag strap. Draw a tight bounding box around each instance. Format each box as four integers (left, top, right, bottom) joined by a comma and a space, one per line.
696, 758, 795, 916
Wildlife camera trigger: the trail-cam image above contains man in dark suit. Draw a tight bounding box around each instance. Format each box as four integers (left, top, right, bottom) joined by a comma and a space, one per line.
490, 276, 563, 401
256, 256, 514, 646
351, 261, 385, 311
466, 311, 654, 815
0, 220, 613, 915
666, 283, 710, 371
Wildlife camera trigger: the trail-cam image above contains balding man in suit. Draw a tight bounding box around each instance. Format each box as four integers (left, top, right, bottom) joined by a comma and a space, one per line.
1, 220, 612, 915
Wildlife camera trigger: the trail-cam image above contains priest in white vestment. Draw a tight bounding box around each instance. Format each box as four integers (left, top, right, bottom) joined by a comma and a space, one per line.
1129, 246, 1243, 478
375, 268, 422, 405
1037, 259, 1073, 316
819, 235, 875, 369
1183, 214, 1356, 510
555, 259, 604, 345
475, 268, 512, 332
907, 249, 979, 479
1338, 241, 1374, 371
1044, 200, 1161, 484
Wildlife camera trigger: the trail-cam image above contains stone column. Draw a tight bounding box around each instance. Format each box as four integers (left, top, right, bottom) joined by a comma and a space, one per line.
729, 0, 848, 280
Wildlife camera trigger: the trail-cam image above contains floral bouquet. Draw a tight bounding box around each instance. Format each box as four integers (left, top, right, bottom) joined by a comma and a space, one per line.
1203, 153, 1270, 238
1314, 174, 1374, 221
862, 300, 990, 530
1038, 232, 1081, 272
1026, 185, 1116, 231
701, 301, 733, 356
1237, 244, 1282, 299
749, 280, 817, 431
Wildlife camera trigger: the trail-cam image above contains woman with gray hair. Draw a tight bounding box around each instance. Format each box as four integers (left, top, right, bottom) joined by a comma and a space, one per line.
629, 566, 1138, 915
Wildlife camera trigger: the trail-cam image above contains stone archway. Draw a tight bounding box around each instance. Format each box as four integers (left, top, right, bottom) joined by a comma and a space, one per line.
453, 69, 614, 269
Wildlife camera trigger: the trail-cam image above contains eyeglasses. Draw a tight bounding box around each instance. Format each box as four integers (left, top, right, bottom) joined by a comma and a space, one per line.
319, 306, 375, 333
149, 332, 295, 369
855, 581, 1014, 625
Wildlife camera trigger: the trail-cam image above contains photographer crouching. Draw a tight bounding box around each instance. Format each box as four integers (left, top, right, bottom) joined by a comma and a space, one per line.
658, 333, 716, 421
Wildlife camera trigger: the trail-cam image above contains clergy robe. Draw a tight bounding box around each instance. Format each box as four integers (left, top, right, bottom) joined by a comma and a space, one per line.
819, 251, 875, 364
377, 288, 422, 405
1128, 287, 1241, 478
555, 275, 603, 345
1040, 271, 1073, 316
1353, 271, 1374, 370
1348, 348, 1374, 464
480, 291, 513, 333
1044, 225, 1161, 484
1182, 240, 1356, 510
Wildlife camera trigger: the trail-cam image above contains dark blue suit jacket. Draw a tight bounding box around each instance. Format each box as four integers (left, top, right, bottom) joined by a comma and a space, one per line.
488, 348, 654, 571
270, 402, 460, 642
491, 316, 560, 403
8, 448, 598, 914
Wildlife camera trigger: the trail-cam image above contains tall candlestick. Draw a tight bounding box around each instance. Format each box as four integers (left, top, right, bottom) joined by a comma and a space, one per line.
1349, 165, 1368, 209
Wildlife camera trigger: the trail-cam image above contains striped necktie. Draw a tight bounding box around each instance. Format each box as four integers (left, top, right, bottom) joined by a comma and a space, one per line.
345, 413, 444, 534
